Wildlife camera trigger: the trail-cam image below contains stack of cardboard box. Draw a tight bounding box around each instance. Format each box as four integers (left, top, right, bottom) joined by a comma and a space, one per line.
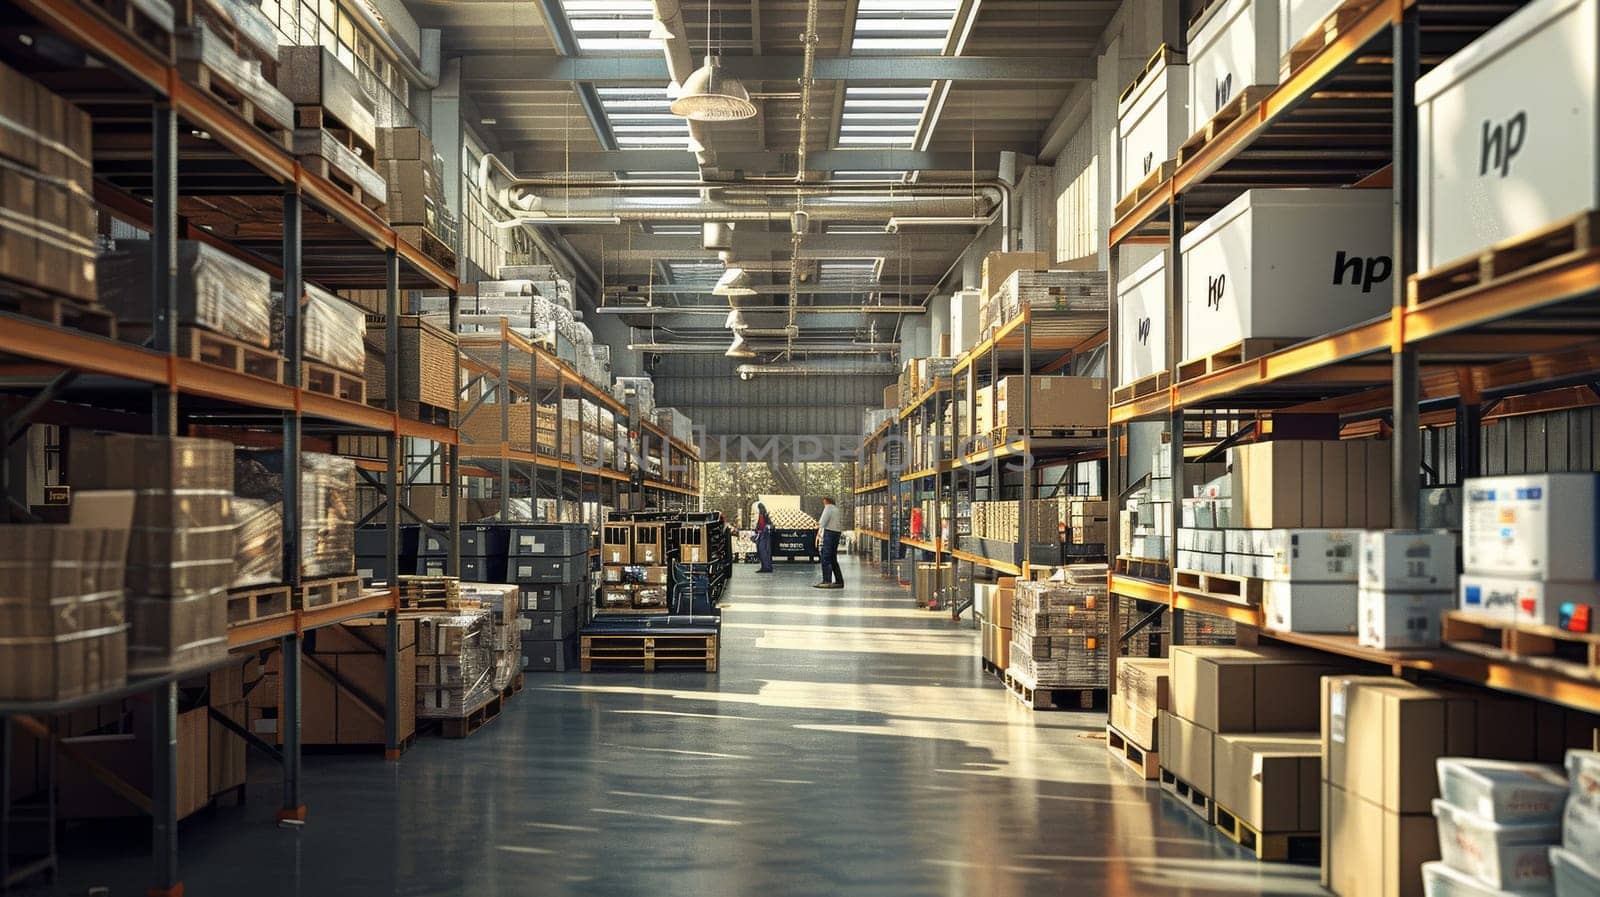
1459, 473, 1600, 632
976, 376, 1108, 434
1553, 750, 1600, 892
71, 435, 236, 674
981, 268, 1110, 332
1110, 657, 1169, 756
1358, 530, 1458, 649
0, 63, 96, 303
97, 240, 275, 348
1008, 578, 1109, 689
1262, 529, 1361, 634
415, 610, 498, 718
598, 521, 668, 614
269, 619, 418, 749
975, 578, 1015, 671
1063, 497, 1109, 546
376, 127, 451, 241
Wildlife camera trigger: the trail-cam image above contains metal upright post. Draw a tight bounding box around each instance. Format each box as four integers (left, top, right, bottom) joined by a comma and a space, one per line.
1168, 198, 1187, 645
530, 346, 539, 520
383, 248, 402, 760
278, 187, 306, 824
499, 337, 511, 520
148, 98, 182, 897
448, 289, 461, 574
1020, 309, 1032, 575
1392, 13, 1422, 528
556, 369, 566, 520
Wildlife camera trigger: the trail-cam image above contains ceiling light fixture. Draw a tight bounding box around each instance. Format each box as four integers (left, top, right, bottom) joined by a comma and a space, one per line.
670, 56, 757, 121
724, 307, 746, 330
885, 215, 993, 232
725, 333, 756, 358
648, 18, 674, 40
712, 267, 757, 297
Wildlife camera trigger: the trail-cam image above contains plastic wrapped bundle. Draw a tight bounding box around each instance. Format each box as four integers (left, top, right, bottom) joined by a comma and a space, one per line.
97, 240, 274, 347
294, 284, 367, 374
615, 376, 655, 416
233, 450, 355, 579
1009, 580, 1110, 688
415, 608, 498, 717
230, 498, 283, 589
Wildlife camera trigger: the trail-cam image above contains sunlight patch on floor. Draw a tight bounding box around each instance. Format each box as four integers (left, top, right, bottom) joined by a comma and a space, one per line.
590, 807, 742, 827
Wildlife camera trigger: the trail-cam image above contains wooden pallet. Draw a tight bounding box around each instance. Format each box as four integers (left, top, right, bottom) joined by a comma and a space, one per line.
294, 106, 377, 165
1214, 804, 1321, 863
87, 0, 175, 59
397, 575, 463, 610
580, 633, 719, 672
297, 575, 361, 610
1176, 86, 1275, 166
1411, 210, 1600, 307
989, 426, 1108, 442
439, 693, 503, 739
226, 583, 292, 625
1115, 159, 1178, 220
392, 224, 457, 272
1120, 43, 1185, 104
1159, 767, 1215, 823
1003, 670, 1106, 711
0, 287, 117, 338
175, 55, 293, 147
303, 361, 366, 403
501, 672, 525, 699
1177, 338, 1298, 383
122, 324, 283, 381
1114, 555, 1170, 582
1174, 569, 1265, 607
1280, 0, 1383, 79
1442, 612, 1600, 681
1112, 370, 1171, 406
1106, 723, 1160, 779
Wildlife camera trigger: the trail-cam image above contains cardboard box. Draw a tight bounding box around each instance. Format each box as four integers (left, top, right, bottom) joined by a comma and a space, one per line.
1268, 529, 1359, 582
631, 522, 664, 564
1173, 645, 1350, 732
1230, 440, 1391, 529
59, 705, 209, 821
1323, 781, 1438, 897
602, 523, 631, 566
1321, 676, 1549, 814
1463, 474, 1600, 580
1113, 658, 1169, 748
1118, 54, 1189, 199
1359, 589, 1454, 649
1187, 0, 1281, 135
1116, 252, 1168, 386
1213, 732, 1320, 833
1360, 530, 1458, 592
991, 376, 1108, 431
1160, 709, 1214, 792
1263, 581, 1359, 634
981, 250, 1051, 300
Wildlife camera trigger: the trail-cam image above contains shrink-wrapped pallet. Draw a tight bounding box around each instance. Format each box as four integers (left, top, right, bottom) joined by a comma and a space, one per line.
272, 283, 366, 374
233, 450, 355, 579
230, 498, 283, 589
97, 240, 274, 347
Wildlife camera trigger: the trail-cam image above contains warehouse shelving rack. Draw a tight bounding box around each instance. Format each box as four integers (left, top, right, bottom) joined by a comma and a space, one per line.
1104, 0, 1600, 712
0, 0, 468, 891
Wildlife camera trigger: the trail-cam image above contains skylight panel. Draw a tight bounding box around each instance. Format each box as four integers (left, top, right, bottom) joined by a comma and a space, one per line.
850, 0, 959, 54
836, 86, 930, 149
665, 260, 726, 287
647, 223, 702, 235
560, 0, 661, 52
596, 86, 691, 149
818, 259, 883, 287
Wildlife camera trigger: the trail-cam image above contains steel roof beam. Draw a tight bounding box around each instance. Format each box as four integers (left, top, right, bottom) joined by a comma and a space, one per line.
460, 55, 1095, 83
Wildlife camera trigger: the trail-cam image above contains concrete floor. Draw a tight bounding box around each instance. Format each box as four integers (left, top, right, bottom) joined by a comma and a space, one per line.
27, 557, 1326, 896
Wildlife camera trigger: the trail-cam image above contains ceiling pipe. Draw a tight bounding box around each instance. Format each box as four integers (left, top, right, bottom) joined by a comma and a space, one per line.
650, 0, 716, 171
596, 305, 928, 314
736, 361, 900, 377
794, 0, 820, 183
627, 343, 898, 355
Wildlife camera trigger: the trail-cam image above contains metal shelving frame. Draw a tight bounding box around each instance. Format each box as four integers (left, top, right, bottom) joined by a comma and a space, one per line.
1104, 0, 1600, 712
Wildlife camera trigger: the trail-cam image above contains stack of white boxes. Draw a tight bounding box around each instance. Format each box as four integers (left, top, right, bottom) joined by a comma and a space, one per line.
1421, 758, 1570, 895
1460, 474, 1600, 632
1553, 750, 1600, 893
1358, 531, 1458, 649
1261, 529, 1359, 633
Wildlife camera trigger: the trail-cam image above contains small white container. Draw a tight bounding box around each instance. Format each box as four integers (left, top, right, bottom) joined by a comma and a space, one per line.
1566, 794, 1600, 858
1280, 0, 1348, 58
1415, 0, 1599, 272
1464, 475, 1600, 581
1179, 188, 1395, 361
1118, 51, 1189, 199
1116, 252, 1168, 386
1569, 751, 1600, 796
1433, 799, 1560, 892
1361, 529, 1459, 592
1268, 528, 1359, 582
1437, 758, 1571, 824
1187, 0, 1281, 136
1551, 847, 1600, 897
1423, 861, 1533, 897
1264, 580, 1358, 633
1360, 589, 1455, 650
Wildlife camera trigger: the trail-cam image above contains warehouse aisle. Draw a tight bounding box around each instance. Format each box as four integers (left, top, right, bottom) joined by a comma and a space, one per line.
32, 558, 1324, 897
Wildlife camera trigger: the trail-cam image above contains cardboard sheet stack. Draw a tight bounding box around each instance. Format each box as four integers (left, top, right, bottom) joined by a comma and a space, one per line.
1459, 474, 1600, 632
0, 491, 133, 700
71, 435, 237, 674
98, 240, 275, 348
415, 608, 498, 718
1357, 530, 1458, 649
979, 269, 1109, 332
1007, 569, 1109, 689
233, 450, 356, 579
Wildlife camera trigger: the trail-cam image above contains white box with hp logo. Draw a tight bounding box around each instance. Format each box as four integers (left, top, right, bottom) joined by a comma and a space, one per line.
1187, 0, 1281, 136
1416, 0, 1597, 271
1180, 188, 1394, 362
1117, 49, 1189, 200
1116, 252, 1167, 385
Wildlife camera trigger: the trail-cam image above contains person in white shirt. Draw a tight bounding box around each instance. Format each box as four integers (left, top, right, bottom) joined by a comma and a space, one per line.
814, 497, 844, 590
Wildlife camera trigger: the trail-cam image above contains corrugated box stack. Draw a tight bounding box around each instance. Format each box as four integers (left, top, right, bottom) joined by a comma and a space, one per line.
1064, 497, 1109, 547
0, 491, 133, 700
376, 126, 452, 243
462, 582, 520, 690
1261, 529, 1361, 634
975, 577, 1015, 672
1129, 447, 1228, 563
175, 0, 292, 136
970, 500, 1060, 545
273, 46, 386, 209
276, 619, 417, 748
364, 315, 460, 416
278, 283, 367, 376
598, 520, 667, 616
1007, 570, 1109, 690
1459, 474, 1600, 632
1161, 646, 1353, 833
980, 269, 1110, 333
1110, 657, 1169, 758
233, 450, 356, 580
71, 435, 237, 674
97, 240, 275, 349
1358, 530, 1458, 650
1319, 675, 1596, 897
975, 376, 1108, 435
0, 62, 97, 304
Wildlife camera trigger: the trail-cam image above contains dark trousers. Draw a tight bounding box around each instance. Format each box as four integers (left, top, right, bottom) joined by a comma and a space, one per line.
820, 530, 843, 585
756, 530, 774, 571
